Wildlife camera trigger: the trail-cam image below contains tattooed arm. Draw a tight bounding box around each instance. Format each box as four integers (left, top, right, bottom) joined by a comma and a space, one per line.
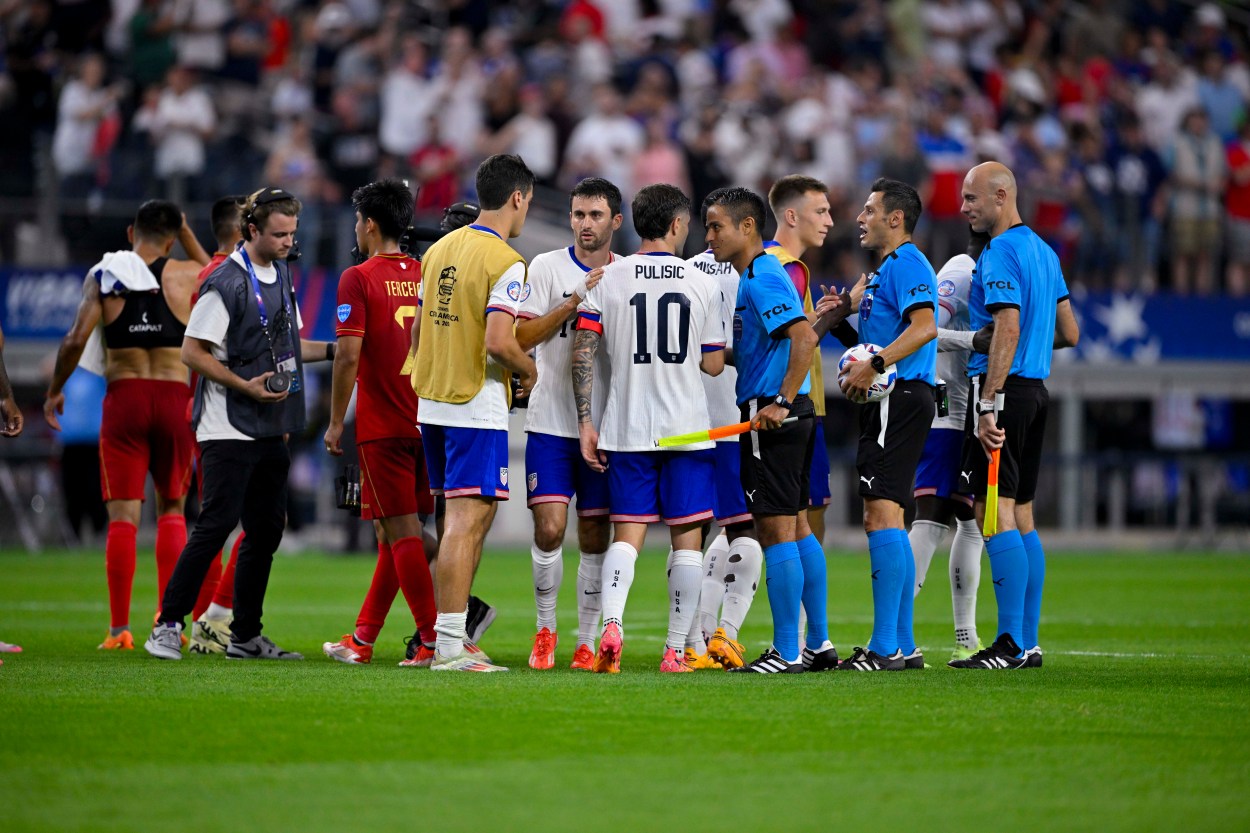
572, 327, 607, 472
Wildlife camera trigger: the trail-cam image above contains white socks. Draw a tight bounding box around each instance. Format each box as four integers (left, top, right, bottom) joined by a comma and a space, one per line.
697, 534, 730, 640
434, 610, 467, 659
576, 551, 604, 647
667, 549, 703, 651
531, 543, 563, 631
205, 602, 231, 620
909, 520, 949, 597
950, 518, 983, 648
600, 541, 638, 632
719, 536, 763, 641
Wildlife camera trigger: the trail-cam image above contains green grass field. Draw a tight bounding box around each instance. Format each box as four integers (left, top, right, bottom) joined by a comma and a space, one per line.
1, 547, 1248, 832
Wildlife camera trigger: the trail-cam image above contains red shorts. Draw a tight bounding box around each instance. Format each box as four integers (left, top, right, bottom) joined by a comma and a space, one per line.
99, 379, 195, 502
358, 436, 434, 520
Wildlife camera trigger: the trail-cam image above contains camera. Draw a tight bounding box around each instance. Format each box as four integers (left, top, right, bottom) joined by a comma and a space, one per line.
266, 370, 292, 394
335, 464, 361, 516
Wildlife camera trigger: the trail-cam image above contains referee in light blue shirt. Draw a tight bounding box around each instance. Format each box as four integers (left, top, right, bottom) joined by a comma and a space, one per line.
837, 178, 938, 672
703, 186, 836, 674
951, 161, 1080, 670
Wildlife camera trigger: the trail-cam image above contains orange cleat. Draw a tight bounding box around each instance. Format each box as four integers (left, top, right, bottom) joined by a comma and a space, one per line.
593, 622, 622, 674
706, 627, 745, 669
398, 644, 434, 667
684, 647, 723, 670
98, 630, 135, 650
322, 633, 373, 665
528, 627, 557, 670
570, 643, 595, 670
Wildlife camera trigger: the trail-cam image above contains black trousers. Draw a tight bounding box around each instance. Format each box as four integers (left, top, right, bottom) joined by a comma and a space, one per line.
159, 438, 289, 641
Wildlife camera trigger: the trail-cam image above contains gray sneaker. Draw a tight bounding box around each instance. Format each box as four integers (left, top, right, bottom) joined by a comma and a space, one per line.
226, 634, 304, 660
144, 623, 183, 660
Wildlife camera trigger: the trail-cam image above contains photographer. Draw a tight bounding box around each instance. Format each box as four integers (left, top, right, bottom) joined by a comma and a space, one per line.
146, 187, 332, 661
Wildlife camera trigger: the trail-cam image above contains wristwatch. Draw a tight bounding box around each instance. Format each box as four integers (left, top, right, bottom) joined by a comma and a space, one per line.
975, 399, 997, 416
773, 394, 793, 411
870, 354, 886, 374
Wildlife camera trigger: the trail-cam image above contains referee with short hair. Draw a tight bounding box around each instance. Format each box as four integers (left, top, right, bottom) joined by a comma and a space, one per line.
950, 162, 1079, 670
704, 187, 837, 674
837, 178, 938, 672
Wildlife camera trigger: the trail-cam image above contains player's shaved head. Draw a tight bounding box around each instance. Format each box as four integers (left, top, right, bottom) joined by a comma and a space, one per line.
968, 161, 1017, 198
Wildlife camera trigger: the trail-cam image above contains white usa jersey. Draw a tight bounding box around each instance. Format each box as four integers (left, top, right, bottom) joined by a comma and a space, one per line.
518, 246, 615, 438
578, 251, 724, 452
686, 250, 741, 437
934, 253, 973, 431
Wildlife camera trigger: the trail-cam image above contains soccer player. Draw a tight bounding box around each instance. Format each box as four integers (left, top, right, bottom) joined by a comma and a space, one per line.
704, 187, 830, 674
950, 161, 1080, 670
836, 178, 937, 672
187, 194, 247, 654
43, 201, 209, 651
322, 178, 439, 667
573, 183, 725, 674
411, 154, 537, 673
514, 177, 619, 670
909, 228, 990, 661
684, 188, 765, 671
766, 175, 836, 543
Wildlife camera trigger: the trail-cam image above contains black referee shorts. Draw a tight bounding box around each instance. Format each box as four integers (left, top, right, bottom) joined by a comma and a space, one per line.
856, 380, 934, 505
957, 374, 1049, 503
738, 394, 816, 517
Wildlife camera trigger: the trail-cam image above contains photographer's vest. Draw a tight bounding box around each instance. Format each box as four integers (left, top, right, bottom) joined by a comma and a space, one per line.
412, 225, 525, 404
191, 256, 306, 438
766, 243, 826, 416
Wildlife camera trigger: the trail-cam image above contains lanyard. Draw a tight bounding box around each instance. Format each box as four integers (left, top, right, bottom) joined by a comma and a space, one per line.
239, 246, 290, 335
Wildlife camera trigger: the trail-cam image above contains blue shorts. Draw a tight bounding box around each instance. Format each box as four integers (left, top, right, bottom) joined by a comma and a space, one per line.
421, 424, 509, 500
524, 432, 610, 517
607, 449, 715, 526
712, 441, 751, 526
808, 420, 831, 507
914, 426, 971, 504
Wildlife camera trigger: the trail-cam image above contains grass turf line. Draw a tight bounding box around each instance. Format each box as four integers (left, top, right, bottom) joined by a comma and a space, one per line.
1, 549, 1247, 833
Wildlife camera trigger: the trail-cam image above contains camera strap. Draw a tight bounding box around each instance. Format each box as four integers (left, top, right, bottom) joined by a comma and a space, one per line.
239, 245, 292, 366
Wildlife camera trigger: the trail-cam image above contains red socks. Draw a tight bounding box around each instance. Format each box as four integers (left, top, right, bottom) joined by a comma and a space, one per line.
192, 551, 222, 621
213, 533, 242, 610
105, 520, 137, 628
354, 539, 399, 645
155, 515, 186, 608
392, 536, 437, 644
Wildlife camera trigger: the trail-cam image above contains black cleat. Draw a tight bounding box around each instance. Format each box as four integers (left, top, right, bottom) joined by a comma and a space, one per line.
404, 631, 420, 662
466, 595, 497, 643
801, 641, 840, 671
835, 646, 905, 671
728, 647, 805, 674
948, 632, 1027, 669
903, 649, 926, 669
1023, 646, 1043, 668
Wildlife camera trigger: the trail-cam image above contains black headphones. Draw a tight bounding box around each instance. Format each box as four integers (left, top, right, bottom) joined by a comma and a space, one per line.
243, 187, 298, 239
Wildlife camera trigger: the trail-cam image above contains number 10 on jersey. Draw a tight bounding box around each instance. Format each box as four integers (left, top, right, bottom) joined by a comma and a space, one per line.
629, 291, 690, 365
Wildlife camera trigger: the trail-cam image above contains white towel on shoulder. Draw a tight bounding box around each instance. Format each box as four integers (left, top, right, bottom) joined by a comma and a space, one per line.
90, 250, 159, 295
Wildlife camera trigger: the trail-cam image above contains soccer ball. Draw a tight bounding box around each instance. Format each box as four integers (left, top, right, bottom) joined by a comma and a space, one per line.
837, 343, 897, 404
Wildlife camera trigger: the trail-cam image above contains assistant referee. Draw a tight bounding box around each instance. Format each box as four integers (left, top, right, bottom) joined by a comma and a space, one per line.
704, 187, 835, 675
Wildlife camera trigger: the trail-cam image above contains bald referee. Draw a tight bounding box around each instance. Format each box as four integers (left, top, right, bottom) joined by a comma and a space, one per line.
950, 162, 1080, 670
705, 187, 834, 674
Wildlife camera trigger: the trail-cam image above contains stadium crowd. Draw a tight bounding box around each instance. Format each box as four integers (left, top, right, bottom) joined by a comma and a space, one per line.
2, 0, 1249, 295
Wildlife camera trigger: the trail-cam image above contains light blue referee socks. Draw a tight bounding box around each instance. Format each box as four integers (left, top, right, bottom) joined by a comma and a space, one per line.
866, 529, 903, 656
1021, 529, 1046, 650
796, 534, 829, 650
986, 529, 1028, 655
763, 542, 804, 662
896, 530, 917, 655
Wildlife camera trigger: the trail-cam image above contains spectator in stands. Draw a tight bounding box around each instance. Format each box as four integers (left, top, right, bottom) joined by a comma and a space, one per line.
478, 83, 557, 185
1167, 107, 1226, 296
170, 0, 231, 73
378, 35, 432, 172
917, 104, 974, 267
1137, 52, 1199, 154
1071, 126, 1118, 290
427, 27, 484, 159
1196, 50, 1245, 143
137, 64, 215, 201
126, 0, 176, 90
1224, 118, 1250, 298
1112, 116, 1168, 292
633, 116, 690, 195
411, 115, 459, 219
263, 117, 323, 260
562, 83, 644, 198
